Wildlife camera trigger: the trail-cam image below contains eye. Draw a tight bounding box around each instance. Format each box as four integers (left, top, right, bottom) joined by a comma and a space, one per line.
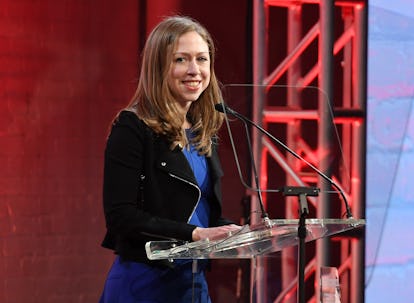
174, 57, 186, 63
197, 56, 209, 62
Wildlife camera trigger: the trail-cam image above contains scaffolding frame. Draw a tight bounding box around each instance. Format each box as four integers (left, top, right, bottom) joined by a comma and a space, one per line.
251, 0, 367, 302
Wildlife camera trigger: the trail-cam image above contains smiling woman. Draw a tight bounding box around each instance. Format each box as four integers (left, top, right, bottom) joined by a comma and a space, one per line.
129, 16, 224, 155
98, 16, 240, 303
168, 31, 211, 110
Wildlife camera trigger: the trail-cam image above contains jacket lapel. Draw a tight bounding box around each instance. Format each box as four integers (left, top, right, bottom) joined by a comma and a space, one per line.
156, 145, 198, 185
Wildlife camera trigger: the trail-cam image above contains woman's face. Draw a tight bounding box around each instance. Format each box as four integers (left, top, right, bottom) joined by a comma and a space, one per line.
167, 31, 211, 110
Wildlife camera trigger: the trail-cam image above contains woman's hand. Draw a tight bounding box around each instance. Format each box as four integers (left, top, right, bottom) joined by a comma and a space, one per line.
192, 224, 241, 242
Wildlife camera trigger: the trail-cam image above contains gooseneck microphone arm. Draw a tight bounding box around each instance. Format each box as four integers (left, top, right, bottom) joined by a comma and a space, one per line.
239, 111, 269, 221
215, 102, 353, 219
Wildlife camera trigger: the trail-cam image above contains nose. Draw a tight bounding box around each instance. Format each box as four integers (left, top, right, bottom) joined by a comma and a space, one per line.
187, 58, 200, 75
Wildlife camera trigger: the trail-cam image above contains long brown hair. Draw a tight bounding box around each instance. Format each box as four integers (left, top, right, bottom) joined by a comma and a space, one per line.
127, 16, 223, 156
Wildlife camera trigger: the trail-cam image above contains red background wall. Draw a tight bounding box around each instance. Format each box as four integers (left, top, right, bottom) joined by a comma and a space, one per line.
0, 1, 251, 302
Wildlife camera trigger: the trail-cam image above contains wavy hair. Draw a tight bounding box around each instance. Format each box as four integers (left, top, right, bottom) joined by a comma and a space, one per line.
127, 16, 224, 156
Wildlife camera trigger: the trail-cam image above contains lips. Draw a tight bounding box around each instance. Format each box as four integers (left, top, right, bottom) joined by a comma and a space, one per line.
182, 80, 202, 90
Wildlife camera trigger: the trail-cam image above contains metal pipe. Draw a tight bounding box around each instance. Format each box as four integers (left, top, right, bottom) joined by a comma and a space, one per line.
351, 3, 367, 303
252, 1, 267, 302
264, 22, 319, 87
316, 1, 335, 302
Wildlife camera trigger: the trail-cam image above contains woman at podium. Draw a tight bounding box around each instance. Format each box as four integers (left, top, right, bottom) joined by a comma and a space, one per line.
98, 15, 240, 303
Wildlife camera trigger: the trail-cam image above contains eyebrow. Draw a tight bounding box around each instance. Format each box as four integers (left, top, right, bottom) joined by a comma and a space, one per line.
173, 51, 210, 55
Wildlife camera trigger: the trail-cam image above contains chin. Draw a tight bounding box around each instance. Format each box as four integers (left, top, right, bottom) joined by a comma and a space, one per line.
184, 94, 202, 102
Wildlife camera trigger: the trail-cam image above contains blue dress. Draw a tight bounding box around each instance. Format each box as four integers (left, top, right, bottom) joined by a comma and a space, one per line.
99, 131, 212, 303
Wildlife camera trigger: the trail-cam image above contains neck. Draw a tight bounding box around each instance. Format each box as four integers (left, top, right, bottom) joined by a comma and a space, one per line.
182, 119, 192, 130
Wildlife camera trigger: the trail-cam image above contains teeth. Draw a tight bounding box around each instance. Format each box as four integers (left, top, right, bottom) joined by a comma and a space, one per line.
185, 81, 199, 87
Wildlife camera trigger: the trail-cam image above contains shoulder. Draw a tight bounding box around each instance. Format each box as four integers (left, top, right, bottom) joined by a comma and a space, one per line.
106, 110, 154, 150
115, 110, 146, 129
110, 110, 155, 137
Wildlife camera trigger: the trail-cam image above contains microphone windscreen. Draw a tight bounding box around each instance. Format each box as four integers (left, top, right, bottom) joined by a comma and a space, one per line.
214, 103, 225, 113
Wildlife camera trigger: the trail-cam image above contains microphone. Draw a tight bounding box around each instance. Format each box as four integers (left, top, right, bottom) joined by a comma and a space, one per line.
215, 102, 353, 219
215, 103, 237, 115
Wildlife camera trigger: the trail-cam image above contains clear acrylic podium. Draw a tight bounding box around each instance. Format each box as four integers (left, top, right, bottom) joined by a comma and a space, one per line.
145, 218, 365, 260
146, 218, 364, 302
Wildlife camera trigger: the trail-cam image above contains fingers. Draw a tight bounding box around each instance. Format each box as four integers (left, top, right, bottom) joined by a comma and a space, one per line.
192, 227, 201, 241
193, 225, 243, 241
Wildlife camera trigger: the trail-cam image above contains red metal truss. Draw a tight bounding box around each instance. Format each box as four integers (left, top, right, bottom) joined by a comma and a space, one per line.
251, 0, 367, 302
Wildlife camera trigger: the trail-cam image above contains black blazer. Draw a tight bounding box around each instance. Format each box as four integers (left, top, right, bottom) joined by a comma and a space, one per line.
101, 110, 230, 263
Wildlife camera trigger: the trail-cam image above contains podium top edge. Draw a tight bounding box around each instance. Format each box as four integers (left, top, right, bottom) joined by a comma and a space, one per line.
266, 218, 366, 226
